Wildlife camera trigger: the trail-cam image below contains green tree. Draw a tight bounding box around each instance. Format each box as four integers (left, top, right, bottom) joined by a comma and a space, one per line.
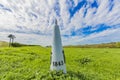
8, 34, 16, 47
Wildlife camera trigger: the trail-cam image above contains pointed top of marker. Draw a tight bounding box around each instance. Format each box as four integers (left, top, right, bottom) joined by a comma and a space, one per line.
55, 18, 57, 25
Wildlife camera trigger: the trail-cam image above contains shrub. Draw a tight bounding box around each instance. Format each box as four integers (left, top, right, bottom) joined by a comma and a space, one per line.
11, 43, 23, 47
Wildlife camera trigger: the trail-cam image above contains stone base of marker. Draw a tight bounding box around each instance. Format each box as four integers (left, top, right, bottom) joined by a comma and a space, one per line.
50, 53, 67, 73
50, 64, 67, 73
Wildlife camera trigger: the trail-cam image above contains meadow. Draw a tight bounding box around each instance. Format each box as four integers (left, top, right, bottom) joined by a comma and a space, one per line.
0, 41, 8, 47
0, 46, 120, 80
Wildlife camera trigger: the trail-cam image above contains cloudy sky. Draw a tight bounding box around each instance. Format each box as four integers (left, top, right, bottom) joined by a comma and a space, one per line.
0, 0, 120, 46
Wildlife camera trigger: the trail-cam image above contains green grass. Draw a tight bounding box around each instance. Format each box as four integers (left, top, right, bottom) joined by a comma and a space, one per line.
0, 41, 8, 47
0, 46, 120, 80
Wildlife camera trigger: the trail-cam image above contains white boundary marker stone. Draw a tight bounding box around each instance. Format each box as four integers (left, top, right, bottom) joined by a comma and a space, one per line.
50, 19, 67, 73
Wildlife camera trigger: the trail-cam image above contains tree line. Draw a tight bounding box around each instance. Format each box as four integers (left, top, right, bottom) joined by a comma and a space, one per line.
64, 42, 120, 48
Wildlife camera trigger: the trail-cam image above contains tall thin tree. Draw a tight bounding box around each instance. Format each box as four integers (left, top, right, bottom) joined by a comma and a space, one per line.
8, 34, 16, 47
11, 35, 16, 45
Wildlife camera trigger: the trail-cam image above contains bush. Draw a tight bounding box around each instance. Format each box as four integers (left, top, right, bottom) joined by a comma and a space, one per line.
11, 43, 23, 47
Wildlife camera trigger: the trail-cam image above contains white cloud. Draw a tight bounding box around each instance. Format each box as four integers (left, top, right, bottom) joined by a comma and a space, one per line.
0, 0, 120, 46
0, 32, 52, 46
63, 28, 120, 45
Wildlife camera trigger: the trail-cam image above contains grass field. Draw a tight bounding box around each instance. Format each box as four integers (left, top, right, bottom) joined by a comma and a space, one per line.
0, 41, 8, 47
0, 46, 120, 80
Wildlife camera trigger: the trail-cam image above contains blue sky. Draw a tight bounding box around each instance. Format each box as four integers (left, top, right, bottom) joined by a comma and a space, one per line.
0, 0, 120, 46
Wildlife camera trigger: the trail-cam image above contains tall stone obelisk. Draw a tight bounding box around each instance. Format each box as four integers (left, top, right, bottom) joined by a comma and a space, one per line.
50, 19, 67, 73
